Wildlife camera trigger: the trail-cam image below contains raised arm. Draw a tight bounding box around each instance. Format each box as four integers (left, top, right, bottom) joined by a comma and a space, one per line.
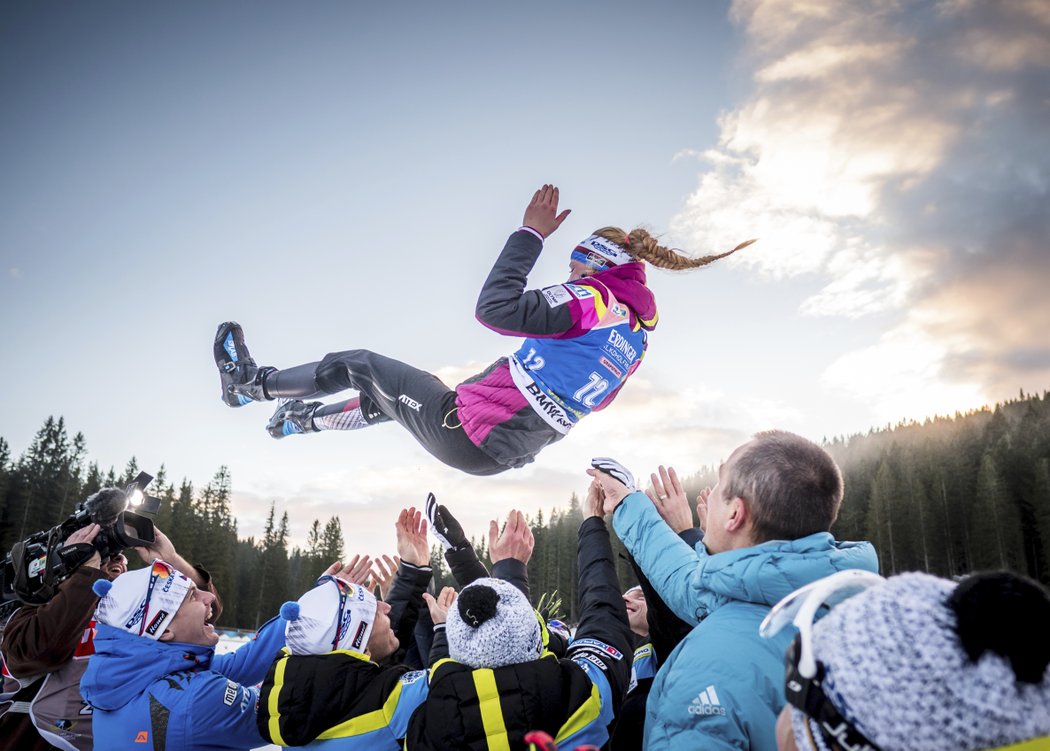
5, 525, 109, 674
475, 185, 585, 338
571, 481, 633, 661
386, 508, 433, 652
133, 525, 223, 621
488, 509, 534, 599
589, 460, 709, 624
555, 484, 634, 750
426, 494, 489, 585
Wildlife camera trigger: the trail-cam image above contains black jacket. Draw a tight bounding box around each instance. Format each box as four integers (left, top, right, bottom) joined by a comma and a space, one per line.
405, 517, 633, 750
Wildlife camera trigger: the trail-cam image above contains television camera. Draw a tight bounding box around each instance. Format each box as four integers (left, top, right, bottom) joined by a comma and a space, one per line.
1, 472, 161, 606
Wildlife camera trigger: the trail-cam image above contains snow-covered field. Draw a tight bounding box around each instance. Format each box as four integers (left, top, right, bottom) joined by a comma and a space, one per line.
215, 632, 254, 655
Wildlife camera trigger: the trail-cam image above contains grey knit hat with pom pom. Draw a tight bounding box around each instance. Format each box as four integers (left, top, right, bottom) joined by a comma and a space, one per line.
446, 577, 542, 669
791, 571, 1050, 751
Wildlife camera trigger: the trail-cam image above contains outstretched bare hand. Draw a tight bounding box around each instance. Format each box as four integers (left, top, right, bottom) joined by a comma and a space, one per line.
371, 554, 400, 601
395, 507, 430, 567
522, 184, 571, 239
423, 586, 457, 625
646, 465, 693, 533
489, 509, 535, 565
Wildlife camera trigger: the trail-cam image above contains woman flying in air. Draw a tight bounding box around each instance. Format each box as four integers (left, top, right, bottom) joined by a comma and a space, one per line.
214, 184, 752, 475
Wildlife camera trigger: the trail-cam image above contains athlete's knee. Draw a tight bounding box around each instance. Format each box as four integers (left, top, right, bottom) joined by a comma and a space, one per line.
321, 348, 377, 366
316, 349, 378, 391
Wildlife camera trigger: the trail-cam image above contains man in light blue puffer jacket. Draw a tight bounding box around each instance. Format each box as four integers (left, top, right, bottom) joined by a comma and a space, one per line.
588, 431, 879, 750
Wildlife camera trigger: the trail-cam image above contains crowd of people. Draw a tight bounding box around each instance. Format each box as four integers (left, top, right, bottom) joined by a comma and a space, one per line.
3, 430, 1049, 750
3, 190, 1049, 749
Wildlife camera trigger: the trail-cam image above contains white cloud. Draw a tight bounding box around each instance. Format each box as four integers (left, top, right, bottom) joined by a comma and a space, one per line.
821, 322, 987, 426
674, 0, 1050, 413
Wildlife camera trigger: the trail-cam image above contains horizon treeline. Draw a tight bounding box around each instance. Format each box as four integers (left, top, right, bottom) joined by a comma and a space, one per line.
2, 389, 1049, 628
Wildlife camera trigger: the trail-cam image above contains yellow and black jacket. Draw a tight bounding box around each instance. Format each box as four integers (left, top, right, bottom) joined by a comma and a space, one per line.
257, 648, 429, 749
405, 517, 633, 750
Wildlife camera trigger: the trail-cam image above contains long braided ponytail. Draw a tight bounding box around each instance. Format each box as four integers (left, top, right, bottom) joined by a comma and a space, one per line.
592, 226, 755, 270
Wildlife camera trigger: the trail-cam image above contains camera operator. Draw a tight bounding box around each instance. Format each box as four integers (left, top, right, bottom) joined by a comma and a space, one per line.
0, 522, 219, 751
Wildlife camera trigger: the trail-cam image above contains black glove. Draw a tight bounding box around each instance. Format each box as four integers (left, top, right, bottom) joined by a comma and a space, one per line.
425, 492, 468, 551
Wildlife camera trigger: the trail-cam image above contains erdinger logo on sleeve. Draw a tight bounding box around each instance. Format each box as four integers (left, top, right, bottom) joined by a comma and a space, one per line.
144, 610, 169, 637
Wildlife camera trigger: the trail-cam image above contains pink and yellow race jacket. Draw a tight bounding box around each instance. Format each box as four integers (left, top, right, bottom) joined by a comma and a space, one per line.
455, 229, 658, 469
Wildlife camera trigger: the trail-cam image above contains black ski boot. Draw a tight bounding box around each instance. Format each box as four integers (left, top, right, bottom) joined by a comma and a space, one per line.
214, 322, 275, 407
267, 399, 321, 438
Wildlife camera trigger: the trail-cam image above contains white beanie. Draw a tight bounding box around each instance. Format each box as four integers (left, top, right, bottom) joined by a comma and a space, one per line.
791, 572, 1050, 751
93, 559, 193, 640
447, 577, 542, 669
281, 576, 378, 656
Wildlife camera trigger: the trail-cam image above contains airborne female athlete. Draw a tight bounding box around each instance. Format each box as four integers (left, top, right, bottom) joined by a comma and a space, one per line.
214, 185, 752, 475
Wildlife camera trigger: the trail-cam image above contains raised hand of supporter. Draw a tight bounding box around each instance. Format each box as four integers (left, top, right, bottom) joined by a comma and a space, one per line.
132, 525, 176, 563
129, 525, 210, 586
371, 554, 400, 600
62, 523, 102, 570
584, 478, 605, 519
587, 457, 637, 514
396, 507, 430, 566
322, 554, 373, 585
489, 509, 535, 565
696, 486, 711, 534
422, 586, 457, 625
646, 465, 693, 533
425, 492, 468, 551
522, 184, 571, 239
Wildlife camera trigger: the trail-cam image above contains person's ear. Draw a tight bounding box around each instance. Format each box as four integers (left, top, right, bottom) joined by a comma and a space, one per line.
725, 496, 749, 534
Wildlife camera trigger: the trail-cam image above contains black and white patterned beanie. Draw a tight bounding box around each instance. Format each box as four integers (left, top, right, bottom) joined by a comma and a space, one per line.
447, 577, 542, 669
791, 571, 1050, 751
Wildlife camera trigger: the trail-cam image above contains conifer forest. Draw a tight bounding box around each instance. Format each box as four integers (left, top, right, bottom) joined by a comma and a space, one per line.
2, 390, 1049, 629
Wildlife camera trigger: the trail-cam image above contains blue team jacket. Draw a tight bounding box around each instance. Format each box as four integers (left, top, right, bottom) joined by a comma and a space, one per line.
612, 492, 878, 750
80, 618, 286, 750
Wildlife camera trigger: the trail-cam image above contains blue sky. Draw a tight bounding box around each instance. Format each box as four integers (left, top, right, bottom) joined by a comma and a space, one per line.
3, 1, 1048, 551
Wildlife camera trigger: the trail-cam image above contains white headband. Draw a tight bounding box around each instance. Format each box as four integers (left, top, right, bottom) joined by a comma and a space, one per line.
574, 235, 633, 267
284, 576, 378, 655
93, 559, 194, 640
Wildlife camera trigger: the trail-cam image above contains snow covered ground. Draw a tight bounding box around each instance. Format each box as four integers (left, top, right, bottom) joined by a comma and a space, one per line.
215, 632, 254, 654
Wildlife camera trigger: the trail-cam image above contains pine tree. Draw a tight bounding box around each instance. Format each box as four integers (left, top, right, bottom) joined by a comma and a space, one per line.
19, 417, 73, 537
866, 459, 896, 574
1030, 459, 1050, 580
253, 503, 291, 628
195, 467, 237, 589
320, 516, 345, 563
970, 451, 1025, 571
